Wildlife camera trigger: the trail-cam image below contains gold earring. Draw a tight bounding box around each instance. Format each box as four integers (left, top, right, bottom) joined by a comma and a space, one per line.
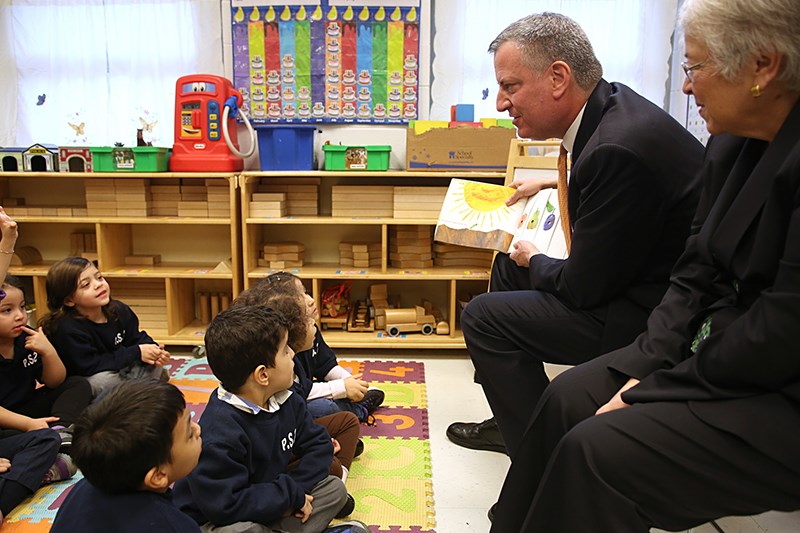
750, 84, 762, 98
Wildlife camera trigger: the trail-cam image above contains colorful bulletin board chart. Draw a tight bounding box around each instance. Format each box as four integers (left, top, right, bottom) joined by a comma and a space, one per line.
231, 0, 421, 124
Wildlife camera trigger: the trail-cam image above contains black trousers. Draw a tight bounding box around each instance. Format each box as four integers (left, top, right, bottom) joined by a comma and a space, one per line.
0, 429, 61, 508
462, 254, 606, 456
0, 376, 92, 440
492, 353, 800, 532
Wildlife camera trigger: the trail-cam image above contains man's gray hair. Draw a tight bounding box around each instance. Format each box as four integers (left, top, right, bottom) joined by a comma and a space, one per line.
680, 0, 800, 92
488, 12, 603, 91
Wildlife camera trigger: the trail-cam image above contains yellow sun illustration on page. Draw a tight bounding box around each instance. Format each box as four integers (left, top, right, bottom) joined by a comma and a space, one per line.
448, 180, 516, 227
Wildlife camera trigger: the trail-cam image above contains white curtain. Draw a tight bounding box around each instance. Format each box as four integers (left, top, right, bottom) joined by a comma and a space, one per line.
431, 0, 678, 121
0, 0, 224, 148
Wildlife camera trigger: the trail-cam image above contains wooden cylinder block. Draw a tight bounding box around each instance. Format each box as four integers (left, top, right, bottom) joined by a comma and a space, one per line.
199, 292, 211, 323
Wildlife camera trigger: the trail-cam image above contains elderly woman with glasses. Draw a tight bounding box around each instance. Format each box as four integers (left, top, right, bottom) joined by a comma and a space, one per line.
489, 0, 800, 531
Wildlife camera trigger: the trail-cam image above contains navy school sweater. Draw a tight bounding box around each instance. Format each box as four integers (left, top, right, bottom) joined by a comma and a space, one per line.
48, 301, 155, 377
173, 389, 333, 527
291, 327, 339, 399
50, 478, 200, 533
0, 333, 44, 409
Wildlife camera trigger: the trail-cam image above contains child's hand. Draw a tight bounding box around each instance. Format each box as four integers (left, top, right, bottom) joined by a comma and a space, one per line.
0, 457, 10, 473
0, 207, 18, 247
21, 326, 56, 358
24, 416, 59, 431
331, 438, 341, 454
344, 375, 369, 401
294, 494, 313, 523
139, 344, 169, 366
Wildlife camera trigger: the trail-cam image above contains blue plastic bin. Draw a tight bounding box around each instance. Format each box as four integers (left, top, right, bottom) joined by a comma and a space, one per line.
256, 126, 316, 170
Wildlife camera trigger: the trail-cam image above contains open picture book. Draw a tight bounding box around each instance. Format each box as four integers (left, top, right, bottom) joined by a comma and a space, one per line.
434, 177, 569, 259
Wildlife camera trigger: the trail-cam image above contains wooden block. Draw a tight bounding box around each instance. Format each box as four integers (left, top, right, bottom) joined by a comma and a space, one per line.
180, 185, 207, 194
150, 185, 180, 194
269, 260, 304, 269
390, 259, 433, 268
393, 210, 442, 219
124, 254, 161, 265
263, 251, 304, 261
198, 292, 211, 323
210, 293, 220, 318
10, 246, 42, 266
3, 207, 26, 216
434, 257, 493, 268
117, 208, 152, 217
114, 178, 148, 187
332, 208, 393, 217
86, 200, 118, 209
263, 242, 304, 253
180, 178, 206, 186
220, 293, 231, 311
2, 197, 25, 206
249, 208, 286, 218
41, 207, 58, 216
151, 208, 179, 216
390, 252, 433, 261
251, 193, 287, 202
72, 207, 88, 216
57, 207, 75, 216
390, 243, 432, 254
180, 192, 207, 202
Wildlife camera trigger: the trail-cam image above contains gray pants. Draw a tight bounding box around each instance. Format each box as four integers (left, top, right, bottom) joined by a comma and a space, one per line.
200, 475, 347, 533
87, 363, 163, 396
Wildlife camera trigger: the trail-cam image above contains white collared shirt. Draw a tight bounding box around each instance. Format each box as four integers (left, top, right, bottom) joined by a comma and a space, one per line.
217, 384, 293, 414
560, 103, 587, 184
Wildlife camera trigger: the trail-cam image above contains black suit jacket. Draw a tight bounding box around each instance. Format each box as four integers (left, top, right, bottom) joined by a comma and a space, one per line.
529, 80, 703, 351
612, 99, 800, 469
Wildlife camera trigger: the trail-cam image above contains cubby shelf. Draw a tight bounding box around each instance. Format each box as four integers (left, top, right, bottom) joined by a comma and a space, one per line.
240, 170, 504, 349
0, 171, 241, 346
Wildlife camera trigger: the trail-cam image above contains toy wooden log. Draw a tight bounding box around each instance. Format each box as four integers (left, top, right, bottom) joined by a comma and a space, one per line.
210, 293, 220, 319
199, 292, 211, 323
10, 246, 42, 266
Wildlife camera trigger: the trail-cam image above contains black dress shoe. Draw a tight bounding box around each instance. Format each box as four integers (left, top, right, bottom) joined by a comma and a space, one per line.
335, 493, 356, 518
446, 417, 507, 453
488, 502, 497, 522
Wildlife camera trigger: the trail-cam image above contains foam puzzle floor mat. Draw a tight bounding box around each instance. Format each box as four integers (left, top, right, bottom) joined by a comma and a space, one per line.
4, 357, 436, 532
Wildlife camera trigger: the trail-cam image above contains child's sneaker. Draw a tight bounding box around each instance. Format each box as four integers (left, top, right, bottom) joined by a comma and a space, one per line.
354, 438, 365, 458
357, 389, 384, 416
324, 519, 370, 533
41, 453, 77, 485
52, 424, 74, 452
335, 493, 356, 518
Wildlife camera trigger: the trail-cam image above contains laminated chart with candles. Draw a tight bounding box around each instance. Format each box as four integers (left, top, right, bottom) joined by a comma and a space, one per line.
231, 1, 421, 124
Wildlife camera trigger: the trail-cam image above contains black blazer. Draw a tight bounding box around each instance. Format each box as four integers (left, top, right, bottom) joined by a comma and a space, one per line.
611, 99, 800, 469
529, 80, 704, 351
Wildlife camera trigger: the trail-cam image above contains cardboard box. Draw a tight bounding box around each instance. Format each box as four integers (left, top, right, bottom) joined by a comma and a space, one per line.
406, 126, 517, 171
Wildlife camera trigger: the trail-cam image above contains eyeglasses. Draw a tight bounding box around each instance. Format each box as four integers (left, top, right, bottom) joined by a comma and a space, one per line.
681, 59, 707, 82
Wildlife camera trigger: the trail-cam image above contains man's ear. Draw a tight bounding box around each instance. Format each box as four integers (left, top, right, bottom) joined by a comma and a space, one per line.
550, 61, 571, 99
142, 465, 170, 492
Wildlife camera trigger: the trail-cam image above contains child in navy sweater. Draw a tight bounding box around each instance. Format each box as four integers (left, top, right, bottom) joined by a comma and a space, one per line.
40, 257, 169, 396
0, 213, 80, 523
0, 276, 92, 442
51, 380, 202, 532
173, 305, 368, 533
254, 272, 384, 422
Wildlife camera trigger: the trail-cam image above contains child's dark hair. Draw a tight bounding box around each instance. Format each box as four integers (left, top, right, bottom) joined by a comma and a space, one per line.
39, 257, 117, 333
258, 271, 303, 293
2, 275, 25, 296
204, 305, 290, 392
71, 380, 186, 494
232, 284, 307, 350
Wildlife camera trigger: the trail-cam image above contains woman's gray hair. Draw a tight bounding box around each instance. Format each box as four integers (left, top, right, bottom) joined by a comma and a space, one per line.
488, 12, 603, 92
680, 0, 800, 91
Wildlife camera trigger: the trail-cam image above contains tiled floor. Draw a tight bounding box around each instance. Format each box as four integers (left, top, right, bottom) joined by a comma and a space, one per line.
414, 354, 800, 533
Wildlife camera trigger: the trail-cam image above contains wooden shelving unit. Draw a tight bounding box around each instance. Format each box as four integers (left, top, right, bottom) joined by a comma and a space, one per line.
240, 170, 505, 349
0, 172, 241, 346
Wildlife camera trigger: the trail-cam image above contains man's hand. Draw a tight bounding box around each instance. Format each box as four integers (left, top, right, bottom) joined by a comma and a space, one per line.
509, 240, 542, 267
596, 377, 640, 415
344, 375, 369, 402
506, 176, 558, 206
294, 494, 314, 523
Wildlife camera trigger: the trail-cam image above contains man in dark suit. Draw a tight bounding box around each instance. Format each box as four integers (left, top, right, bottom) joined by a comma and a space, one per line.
446, 12, 704, 458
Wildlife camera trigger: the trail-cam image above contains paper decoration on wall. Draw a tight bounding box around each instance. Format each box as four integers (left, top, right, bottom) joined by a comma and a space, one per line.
231, 1, 421, 124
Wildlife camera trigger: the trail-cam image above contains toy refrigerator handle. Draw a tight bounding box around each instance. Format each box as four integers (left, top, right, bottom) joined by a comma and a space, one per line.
222, 96, 256, 159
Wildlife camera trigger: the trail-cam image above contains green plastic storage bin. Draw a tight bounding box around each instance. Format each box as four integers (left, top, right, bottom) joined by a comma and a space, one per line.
90, 146, 171, 172
322, 144, 391, 171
